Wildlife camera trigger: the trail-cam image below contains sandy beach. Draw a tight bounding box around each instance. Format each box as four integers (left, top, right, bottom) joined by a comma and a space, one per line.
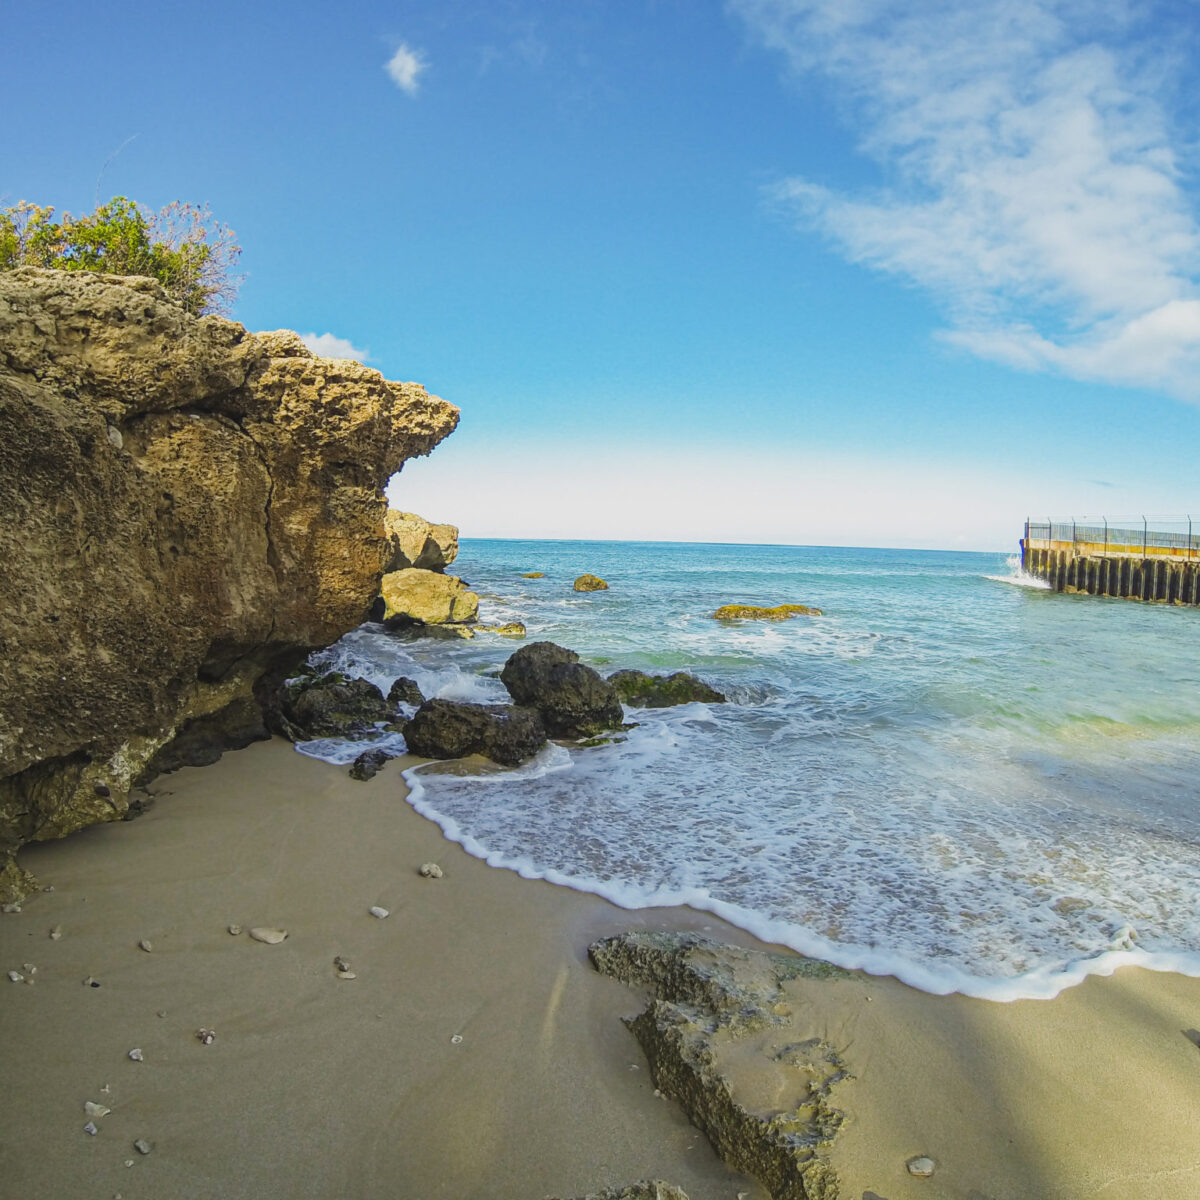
3, 738, 1200, 1200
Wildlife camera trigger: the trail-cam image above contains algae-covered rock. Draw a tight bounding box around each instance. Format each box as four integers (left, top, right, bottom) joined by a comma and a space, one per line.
607, 670, 726, 708
500, 642, 624, 739
383, 509, 459, 572
377, 568, 479, 626
712, 604, 822, 621
522, 571, 545, 578
0, 268, 459, 900
476, 622, 527, 638
590, 932, 850, 1200
402, 699, 547, 767
574, 573, 609, 591
278, 673, 391, 741
548, 1184, 691, 1200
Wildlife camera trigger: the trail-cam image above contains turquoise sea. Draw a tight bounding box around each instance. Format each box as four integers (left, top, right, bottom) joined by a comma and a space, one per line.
301, 539, 1200, 1000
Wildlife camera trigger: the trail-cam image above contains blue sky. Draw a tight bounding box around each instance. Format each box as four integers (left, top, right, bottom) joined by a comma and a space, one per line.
5, 0, 1200, 550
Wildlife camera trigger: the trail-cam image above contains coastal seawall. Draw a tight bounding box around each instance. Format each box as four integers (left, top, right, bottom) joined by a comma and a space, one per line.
0, 267, 459, 900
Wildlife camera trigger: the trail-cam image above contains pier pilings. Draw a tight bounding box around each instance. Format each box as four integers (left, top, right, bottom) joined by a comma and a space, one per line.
1020, 540, 1200, 605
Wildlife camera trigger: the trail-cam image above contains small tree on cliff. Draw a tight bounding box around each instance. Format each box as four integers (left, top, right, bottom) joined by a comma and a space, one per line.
0, 196, 242, 315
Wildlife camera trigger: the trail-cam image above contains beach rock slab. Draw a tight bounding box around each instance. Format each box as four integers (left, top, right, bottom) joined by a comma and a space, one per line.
500, 642, 624, 739
376, 568, 479, 626
277, 673, 390, 742
712, 604, 822, 620
574, 573, 609, 591
403, 699, 547, 767
591, 932, 852, 1200
607, 670, 726, 708
383, 509, 459, 573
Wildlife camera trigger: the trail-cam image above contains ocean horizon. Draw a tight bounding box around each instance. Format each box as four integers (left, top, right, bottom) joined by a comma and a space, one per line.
300, 537, 1200, 1002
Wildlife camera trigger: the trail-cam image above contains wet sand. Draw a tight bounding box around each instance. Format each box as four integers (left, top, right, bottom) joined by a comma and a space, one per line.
2, 738, 1199, 1199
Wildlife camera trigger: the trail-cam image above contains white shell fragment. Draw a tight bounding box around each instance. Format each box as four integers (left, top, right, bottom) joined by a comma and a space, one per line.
84, 1121, 98, 1136
49, 925, 63, 940
128, 1048, 144, 1062
84, 1101, 112, 1119
137, 939, 152, 953
227, 924, 242, 936
450, 1034, 463, 1044
134, 1138, 152, 1155
196, 1028, 216, 1045
248, 927, 288, 945
907, 1156, 936, 1177
368, 905, 389, 919
7, 970, 23, 983
418, 862, 444, 879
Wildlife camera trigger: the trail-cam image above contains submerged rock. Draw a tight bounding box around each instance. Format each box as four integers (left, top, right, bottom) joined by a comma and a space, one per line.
500, 642, 624, 739
712, 604, 822, 620
590, 932, 851, 1200
383, 510, 459, 573
402, 699, 547, 767
0, 268, 459, 901
277, 673, 390, 741
476, 622, 527, 638
573, 573, 609, 592
522, 571, 545, 578
607, 670, 726, 708
375, 568, 479, 626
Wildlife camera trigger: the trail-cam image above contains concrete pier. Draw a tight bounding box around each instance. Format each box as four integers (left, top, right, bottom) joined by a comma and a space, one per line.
1021, 522, 1200, 605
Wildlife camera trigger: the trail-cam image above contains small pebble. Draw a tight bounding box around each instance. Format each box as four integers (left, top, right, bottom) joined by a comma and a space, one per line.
248, 926, 288, 945
134, 1138, 152, 1156
22, 963, 36, 975
7, 970, 23, 983
907, 1156, 936, 1177
128, 1048, 144, 1062
368, 905, 389, 919
42, 885, 54, 892
227, 923, 242, 936
156, 1010, 167, 1018
196, 1028, 216, 1045
84, 1121, 98, 1136
333, 955, 357, 980
101, 1084, 111, 1095
450, 1033, 463, 1044
137, 939, 152, 953
49, 925, 63, 940
84, 1101, 111, 1119
84, 976, 100, 987
2, 902, 21, 913
418, 862, 444, 879
124, 1160, 134, 1168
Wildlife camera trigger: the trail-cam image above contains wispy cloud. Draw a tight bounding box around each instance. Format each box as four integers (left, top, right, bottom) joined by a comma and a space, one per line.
385, 43, 427, 96
298, 332, 370, 363
732, 0, 1200, 400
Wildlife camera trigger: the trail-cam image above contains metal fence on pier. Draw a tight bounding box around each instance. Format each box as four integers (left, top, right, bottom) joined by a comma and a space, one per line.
1024, 516, 1200, 558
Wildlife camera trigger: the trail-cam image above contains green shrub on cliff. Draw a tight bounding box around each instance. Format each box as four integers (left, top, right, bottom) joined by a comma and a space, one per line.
0, 196, 241, 315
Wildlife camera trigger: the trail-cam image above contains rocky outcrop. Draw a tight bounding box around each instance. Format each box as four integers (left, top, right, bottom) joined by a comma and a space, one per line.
387, 677, 426, 708
277, 673, 393, 742
374, 569, 479, 626
0, 268, 458, 900
607, 670, 726, 708
500, 642, 624, 738
712, 604, 822, 620
402, 699, 546, 766
548, 1184, 690, 1200
574, 573, 609, 591
590, 932, 850, 1200
384, 509, 459, 572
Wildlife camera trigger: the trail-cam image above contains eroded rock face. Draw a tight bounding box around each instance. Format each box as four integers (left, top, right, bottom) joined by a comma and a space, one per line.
0, 268, 458, 899
500, 642, 624, 739
402, 699, 546, 766
376, 568, 480, 626
384, 509, 459, 572
607, 670, 726, 708
590, 932, 851, 1200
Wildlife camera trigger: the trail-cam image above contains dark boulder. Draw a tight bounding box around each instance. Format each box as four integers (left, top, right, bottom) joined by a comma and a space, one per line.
387, 676, 426, 707
277, 672, 391, 741
500, 642, 624, 738
607, 669, 726, 708
349, 748, 395, 781
403, 699, 546, 767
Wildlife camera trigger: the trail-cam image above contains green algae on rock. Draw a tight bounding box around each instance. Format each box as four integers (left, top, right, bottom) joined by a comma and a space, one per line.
607, 670, 726, 708
711, 604, 822, 620
522, 571, 545, 578
574, 573, 610, 591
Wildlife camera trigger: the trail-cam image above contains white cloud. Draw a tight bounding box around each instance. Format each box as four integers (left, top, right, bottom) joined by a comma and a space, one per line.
732, 0, 1200, 400
385, 43, 426, 96
298, 332, 370, 362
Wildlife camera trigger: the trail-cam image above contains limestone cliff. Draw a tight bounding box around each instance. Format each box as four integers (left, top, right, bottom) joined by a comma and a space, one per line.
0, 268, 459, 900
